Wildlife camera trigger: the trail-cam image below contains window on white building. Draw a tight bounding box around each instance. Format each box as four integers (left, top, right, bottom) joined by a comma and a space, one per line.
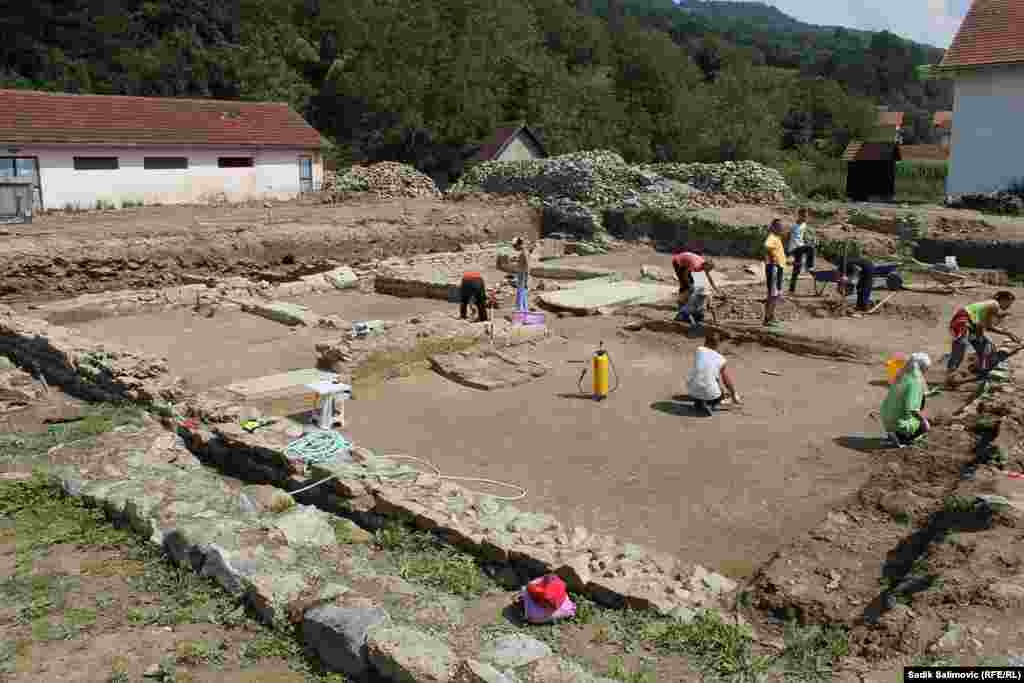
74, 157, 119, 170
144, 156, 188, 170
217, 157, 253, 168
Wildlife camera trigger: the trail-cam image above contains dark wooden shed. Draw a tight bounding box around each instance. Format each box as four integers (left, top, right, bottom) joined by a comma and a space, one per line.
842, 141, 901, 201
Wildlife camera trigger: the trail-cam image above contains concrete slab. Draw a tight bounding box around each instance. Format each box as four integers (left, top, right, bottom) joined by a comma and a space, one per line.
240, 300, 322, 327
538, 281, 677, 313
225, 369, 337, 401
497, 253, 621, 280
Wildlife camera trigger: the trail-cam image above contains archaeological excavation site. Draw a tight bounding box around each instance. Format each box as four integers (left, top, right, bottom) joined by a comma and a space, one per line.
3, 156, 1024, 683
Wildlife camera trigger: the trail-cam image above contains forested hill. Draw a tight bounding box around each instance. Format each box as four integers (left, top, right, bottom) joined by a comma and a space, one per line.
0, 0, 952, 181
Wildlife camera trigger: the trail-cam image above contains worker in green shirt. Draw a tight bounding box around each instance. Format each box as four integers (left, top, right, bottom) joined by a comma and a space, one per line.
881, 352, 931, 447
946, 291, 1019, 385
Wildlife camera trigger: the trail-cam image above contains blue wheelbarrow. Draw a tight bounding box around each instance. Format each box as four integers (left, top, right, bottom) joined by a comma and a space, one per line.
811, 262, 904, 297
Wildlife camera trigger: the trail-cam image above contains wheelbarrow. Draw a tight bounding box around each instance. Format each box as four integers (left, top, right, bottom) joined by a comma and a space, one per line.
811, 263, 904, 297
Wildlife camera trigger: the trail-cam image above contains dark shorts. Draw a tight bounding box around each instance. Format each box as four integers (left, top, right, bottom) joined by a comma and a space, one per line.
765, 264, 783, 298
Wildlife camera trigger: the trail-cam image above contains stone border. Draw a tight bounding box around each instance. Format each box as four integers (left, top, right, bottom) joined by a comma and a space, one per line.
41, 426, 622, 682
623, 317, 874, 364
0, 307, 737, 614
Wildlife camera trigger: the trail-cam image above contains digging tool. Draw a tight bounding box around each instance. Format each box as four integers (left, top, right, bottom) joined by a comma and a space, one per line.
867, 291, 900, 314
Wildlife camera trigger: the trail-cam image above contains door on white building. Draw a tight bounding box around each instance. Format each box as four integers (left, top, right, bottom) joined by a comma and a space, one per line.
299, 156, 313, 193
0, 157, 42, 209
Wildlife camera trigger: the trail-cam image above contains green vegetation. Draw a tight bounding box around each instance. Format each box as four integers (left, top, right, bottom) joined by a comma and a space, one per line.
374, 522, 494, 597
0, 403, 145, 467
0, 0, 949, 186
0, 475, 350, 681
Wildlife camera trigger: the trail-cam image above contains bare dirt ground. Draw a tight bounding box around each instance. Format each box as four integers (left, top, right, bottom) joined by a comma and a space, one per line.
0, 196, 540, 302
6, 200, 1024, 674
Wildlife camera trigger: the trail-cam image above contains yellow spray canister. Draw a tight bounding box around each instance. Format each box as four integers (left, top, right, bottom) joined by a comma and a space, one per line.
593, 345, 609, 400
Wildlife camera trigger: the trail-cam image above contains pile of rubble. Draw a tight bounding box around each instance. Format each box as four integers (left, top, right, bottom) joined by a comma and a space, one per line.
451, 150, 704, 208
947, 191, 1024, 215
641, 161, 792, 203
322, 162, 441, 201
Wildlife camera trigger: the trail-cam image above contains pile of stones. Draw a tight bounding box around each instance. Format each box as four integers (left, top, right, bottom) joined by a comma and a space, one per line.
641, 160, 793, 203
947, 191, 1024, 215
322, 162, 442, 201
450, 151, 793, 237
451, 150, 699, 208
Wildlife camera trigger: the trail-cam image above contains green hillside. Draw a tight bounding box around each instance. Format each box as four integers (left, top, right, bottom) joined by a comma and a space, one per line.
0, 0, 953, 186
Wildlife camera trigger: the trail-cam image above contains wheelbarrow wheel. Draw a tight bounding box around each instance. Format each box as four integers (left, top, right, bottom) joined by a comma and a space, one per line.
886, 272, 904, 291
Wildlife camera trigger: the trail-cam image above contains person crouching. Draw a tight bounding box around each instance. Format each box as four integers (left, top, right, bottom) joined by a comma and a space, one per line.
459, 272, 488, 322
686, 330, 741, 417
881, 352, 931, 447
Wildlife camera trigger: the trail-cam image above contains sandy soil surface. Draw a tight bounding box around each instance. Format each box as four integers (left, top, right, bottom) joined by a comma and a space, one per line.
70, 292, 442, 392
0, 196, 540, 302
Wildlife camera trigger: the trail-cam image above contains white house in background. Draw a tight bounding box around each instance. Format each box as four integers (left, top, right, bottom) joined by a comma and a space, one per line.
937, 0, 1024, 196
0, 89, 327, 210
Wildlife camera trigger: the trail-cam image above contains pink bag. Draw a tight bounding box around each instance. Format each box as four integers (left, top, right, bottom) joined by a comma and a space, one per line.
521, 588, 576, 624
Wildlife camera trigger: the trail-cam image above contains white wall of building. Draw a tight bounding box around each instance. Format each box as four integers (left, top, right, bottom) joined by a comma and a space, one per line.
947, 64, 1024, 196
495, 134, 543, 162
16, 145, 323, 209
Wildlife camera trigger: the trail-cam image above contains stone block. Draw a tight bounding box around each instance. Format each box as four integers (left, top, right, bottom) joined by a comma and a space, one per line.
366, 624, 456, 682
453, 659, 516, 683
323, 266, 360, 290
303, 605, 390, 678
480, 635, 552, 669
273, 506, 339, 550
239, 300, 321, 327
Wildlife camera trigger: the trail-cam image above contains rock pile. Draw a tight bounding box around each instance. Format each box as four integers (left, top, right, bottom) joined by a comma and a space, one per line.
450, 151, 792, 239
947, 191, 1024, 215
322, 162, 441, 201
452, 150, 702, 209
642, 160, 792, 203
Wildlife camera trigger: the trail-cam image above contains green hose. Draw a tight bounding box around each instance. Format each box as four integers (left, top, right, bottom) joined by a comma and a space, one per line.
285, 430, 351, 465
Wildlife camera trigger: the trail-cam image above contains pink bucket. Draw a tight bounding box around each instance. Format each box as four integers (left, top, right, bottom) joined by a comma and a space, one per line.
512, 311, 545, 325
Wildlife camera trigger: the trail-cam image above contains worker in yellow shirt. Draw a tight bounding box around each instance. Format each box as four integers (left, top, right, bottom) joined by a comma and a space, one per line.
763, 219, 787, 327
946, 291, 1019, 385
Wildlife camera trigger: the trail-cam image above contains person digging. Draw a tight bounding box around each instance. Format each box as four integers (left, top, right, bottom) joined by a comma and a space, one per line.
671, 251, 723, 325
945, 291, 1019, 386
459, 271, 489, 323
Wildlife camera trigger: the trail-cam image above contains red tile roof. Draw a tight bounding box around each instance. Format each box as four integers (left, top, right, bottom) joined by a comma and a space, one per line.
939, 0, 1024, 69
933, 111, 953, 129
467, 125, 546, 163
877, 111, 904, 128
899, 144, 950, 162
0, 90, 324, 148
842, 141, 901, 162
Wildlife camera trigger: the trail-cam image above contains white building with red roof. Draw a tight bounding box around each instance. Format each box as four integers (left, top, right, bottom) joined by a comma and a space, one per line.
936, 0, 1024, 196
0, 90, 327, 210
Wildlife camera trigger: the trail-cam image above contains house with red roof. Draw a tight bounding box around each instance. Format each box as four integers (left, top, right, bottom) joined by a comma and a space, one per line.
936, 0, 1024, 196
0, 90, 327, 210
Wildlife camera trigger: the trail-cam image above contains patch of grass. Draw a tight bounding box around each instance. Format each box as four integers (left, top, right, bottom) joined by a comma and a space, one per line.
0, 403, 145, 465
780, 622, 849, 680
2, 573, 79, 624
0, 475, 134, 568
374, 522, 492, 597
0, 640, 17, 674
240, 632, 302, 665
175, 638, 227, 666
647, 610, 771, 681
944, 495, 978, 514
607, 655, 657, 682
